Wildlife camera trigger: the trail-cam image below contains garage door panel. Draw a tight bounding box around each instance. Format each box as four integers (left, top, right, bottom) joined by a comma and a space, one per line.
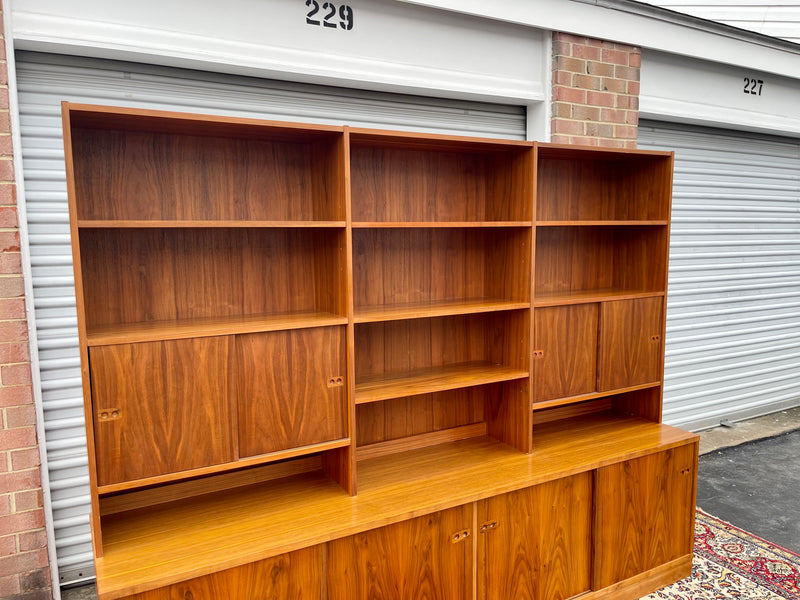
640, 121, 800, 430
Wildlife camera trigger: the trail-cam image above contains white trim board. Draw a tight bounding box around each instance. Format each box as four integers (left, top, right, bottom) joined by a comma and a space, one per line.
10, 0, 546, 104
397, 0, 800, 80
641, 49, 800, 136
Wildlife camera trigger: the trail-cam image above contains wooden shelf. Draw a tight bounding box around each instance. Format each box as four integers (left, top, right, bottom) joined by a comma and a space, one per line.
536, 220, 668, 227
531, 382, 662, 411
349, 134, 533, 223
353, 227, 531, 311
352, 221, 532, 228
94, 414, 697, 599
87, 312, 348, 346
97, 438, 352, 495
355, 423, 488, 461
534, 225, 668, 304
78, 220, 347, 228
535, 147, 673, 222
534, 289, 665, 307
354, 299, 529, 323
354, 362, 529, 404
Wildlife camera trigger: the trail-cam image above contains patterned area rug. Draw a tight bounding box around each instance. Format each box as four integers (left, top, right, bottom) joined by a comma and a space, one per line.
643, 509, 800, 599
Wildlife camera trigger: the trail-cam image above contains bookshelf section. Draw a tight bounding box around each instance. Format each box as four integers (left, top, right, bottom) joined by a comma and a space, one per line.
536, 145, 672, 223
533, 225, 668, 305
79, 227, 348, 338
532, 145, 673, 419
349, 130, 533, 224
352, 227, 531, 315
69, 107, 345, 223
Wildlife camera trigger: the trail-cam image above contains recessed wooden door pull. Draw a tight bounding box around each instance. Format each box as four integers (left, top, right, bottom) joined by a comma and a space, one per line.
450, 529, 471, 543
533, 350, 544, 359
479, 521, 498, 533
97, 408, 122, 422
650, 335, 661, 342
327, 376, 345, 388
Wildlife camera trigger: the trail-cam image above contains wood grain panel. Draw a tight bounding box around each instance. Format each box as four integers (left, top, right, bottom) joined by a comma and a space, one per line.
354, 362, 528, 404
536, 153, 671, 222
595, 442, 698, 588
477, 472, 592, 600
124, 546, 322, 599
486, 147, 534, 221
354, 312, 526, 380
350, 145, 484, 222
356, 388, 484, 446
80, 228, 345, 329
90, 338, 234, 486
237, 327, 347, 457
534, 226, 666, 298
598, 297, 663, 392
483, 379, 532, 453
352, 228, 529, 310
578, 556, 691, 600
355, 316, 482, 379
486, 227, 532, 305
612, 386, 663, 423
71, 127, 344, 221
532, 398, 614, 426
356, 423, 488, 461
327, 505, 472, 600
534, 227, 614, 297
99, 457, 323, 516
350, 142, 532, 223
533, 304, 598, 402
612, 226, 668, 294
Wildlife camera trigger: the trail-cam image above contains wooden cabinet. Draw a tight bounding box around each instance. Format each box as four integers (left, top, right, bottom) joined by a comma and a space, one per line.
90, 337, 235, 486
327, 506, 472, 600
595, 444, 698, 588
124, 547, 323, 600
533, 304, 598, 402
477, 473, 593, 600
237, 327, 346, 457
598, 297, 664, 392
62, 104, 694, 600
534, 296, 664, 404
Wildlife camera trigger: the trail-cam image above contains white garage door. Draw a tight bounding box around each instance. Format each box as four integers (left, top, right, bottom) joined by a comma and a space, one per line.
15, 50, 527, 586
639, 121, 800, 431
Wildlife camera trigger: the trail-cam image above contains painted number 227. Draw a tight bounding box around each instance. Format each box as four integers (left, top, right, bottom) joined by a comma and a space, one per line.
743, 77, 764, 96
306, 0, 354, 30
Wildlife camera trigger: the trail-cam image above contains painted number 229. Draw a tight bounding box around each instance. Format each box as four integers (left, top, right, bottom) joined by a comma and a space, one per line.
743, 77, 764, 96
306, 0, 354, 30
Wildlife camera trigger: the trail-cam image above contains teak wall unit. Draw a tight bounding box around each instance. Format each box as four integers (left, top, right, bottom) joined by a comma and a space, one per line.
63, 103, 698, 600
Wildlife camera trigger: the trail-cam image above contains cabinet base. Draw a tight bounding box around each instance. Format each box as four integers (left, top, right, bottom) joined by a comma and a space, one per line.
582, 554, 693, 600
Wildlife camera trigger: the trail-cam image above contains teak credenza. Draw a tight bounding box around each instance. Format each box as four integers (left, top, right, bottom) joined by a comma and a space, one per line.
62, 102, 699, 600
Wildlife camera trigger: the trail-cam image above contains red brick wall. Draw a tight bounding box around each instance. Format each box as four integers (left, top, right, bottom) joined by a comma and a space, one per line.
0, 2, 54, 598
551, 32, 641, 148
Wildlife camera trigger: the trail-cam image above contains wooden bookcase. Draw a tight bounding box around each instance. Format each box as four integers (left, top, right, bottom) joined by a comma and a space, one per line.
63, 103, 698, 600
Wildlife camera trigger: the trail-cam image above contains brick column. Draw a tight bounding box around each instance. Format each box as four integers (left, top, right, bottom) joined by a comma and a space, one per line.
551, 32, 641, 148
0, 2, 55, 598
